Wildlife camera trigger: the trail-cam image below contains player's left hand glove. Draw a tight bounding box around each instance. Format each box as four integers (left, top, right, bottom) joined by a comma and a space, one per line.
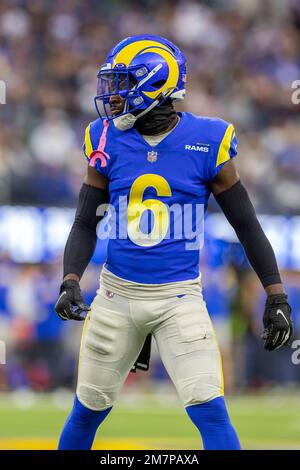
54, 279, 90, 321
262, 293, 293, 351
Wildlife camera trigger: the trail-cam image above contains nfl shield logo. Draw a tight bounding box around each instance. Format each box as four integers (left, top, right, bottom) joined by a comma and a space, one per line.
147, 150, 158, 163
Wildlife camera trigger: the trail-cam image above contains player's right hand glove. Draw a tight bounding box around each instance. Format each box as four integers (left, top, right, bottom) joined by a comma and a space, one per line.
262, 293, 293, 351
54, 279, 90, 321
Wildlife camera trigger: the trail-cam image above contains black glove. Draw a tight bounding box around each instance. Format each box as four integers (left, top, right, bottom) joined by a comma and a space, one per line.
262, 293, 293, 351
54, 279, 90, 321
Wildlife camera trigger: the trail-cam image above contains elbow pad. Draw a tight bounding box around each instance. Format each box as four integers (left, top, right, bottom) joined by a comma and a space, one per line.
63, 184, 109, 279
73, 183, 109, 230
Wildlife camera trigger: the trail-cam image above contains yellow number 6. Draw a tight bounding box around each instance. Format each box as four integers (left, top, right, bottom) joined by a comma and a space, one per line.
127, 174, 172, 247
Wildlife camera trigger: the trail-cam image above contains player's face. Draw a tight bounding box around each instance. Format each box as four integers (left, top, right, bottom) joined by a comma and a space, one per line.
97, 72, 136, 117
109, 94, 126, 116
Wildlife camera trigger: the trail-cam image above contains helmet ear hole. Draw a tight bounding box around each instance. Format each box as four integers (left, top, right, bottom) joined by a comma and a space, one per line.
151, 79, 166, 89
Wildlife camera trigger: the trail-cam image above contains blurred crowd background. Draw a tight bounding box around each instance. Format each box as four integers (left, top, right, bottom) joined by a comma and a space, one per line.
0, 0, 300, 395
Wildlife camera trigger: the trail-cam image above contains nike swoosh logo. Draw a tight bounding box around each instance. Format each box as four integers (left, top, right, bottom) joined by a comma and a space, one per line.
276, 309, 289, 326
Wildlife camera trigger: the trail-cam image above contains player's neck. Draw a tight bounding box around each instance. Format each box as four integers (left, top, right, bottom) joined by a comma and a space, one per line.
134, 99, 178, 136
156, 114, 180, 135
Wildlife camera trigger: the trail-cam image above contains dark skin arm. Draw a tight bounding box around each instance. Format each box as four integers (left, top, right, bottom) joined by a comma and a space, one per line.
83, 165, 109, 190
211, 160, 284, 296
64, 166, 109, 283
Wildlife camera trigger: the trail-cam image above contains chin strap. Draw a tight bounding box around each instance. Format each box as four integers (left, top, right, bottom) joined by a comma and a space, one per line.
89, 119, 110, 168
113, 99, 161, 131
113, 88, 177, 132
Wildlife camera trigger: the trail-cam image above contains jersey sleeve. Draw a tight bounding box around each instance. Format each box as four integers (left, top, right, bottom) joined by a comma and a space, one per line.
82, 120, 108, 178
83, 124, 93, 161
208, 122, 238, 182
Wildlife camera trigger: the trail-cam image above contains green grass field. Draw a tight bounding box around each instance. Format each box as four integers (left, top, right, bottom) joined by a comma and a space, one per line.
0, 391, 300, 449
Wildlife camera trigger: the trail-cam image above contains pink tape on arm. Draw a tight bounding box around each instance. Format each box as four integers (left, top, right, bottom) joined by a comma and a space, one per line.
89, 120, 110, 168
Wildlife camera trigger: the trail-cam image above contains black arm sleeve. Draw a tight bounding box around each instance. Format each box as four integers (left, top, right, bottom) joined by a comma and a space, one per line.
215, 181, 281, 288
63, 183, 109, 279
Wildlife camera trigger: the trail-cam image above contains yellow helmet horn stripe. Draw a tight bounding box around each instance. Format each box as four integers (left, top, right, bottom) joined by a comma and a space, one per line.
140, 47, 179, 99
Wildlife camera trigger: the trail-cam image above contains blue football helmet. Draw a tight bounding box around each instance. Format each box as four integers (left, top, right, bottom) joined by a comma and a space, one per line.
94, 34, 187, 130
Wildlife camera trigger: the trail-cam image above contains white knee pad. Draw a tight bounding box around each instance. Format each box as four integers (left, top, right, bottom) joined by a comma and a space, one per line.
182, 376, 223, 407
77, 360, 122, 411
77, 383, 114, 411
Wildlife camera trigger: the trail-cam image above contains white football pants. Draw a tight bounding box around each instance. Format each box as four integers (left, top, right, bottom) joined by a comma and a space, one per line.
76, 270, 224, 411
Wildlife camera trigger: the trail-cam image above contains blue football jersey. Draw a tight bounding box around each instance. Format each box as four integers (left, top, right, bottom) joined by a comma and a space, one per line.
83, 112, 238, 283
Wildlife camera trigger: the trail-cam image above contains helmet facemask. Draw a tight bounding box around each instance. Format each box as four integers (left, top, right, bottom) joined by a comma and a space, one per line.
95, 67, 141, 121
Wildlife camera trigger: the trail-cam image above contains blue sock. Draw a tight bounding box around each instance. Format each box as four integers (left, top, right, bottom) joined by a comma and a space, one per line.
186, 396, 241, 450
58, 395, 112, 450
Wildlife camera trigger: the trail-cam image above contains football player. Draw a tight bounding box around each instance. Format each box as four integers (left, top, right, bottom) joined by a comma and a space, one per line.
55, 35, 292, 450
